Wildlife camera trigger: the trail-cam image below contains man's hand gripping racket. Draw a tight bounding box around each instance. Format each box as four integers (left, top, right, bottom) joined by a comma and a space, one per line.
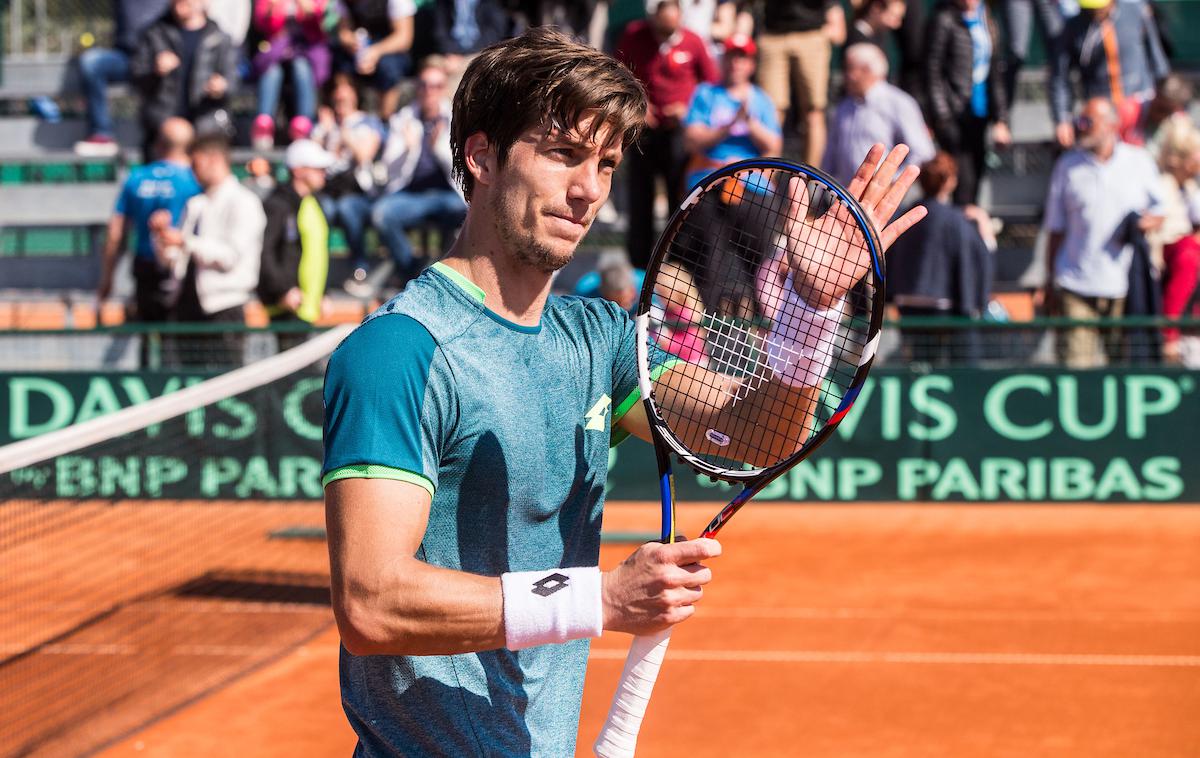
594, 145, 926, 757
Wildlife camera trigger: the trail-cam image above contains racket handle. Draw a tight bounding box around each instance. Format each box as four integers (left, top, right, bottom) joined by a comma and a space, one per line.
593, 628, 673, 758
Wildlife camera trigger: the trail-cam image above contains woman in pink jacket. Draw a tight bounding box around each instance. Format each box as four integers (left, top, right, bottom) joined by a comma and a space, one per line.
251, 0, 339, 149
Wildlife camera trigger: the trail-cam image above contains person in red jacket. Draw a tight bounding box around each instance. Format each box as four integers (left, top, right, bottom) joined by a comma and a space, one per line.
617, 0, 719, 269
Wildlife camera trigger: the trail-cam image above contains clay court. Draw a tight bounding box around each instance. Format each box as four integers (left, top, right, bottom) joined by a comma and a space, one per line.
5, 500, 1197, 757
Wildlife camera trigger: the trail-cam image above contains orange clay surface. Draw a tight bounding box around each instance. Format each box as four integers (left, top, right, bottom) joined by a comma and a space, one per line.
78, 502, 1200, 758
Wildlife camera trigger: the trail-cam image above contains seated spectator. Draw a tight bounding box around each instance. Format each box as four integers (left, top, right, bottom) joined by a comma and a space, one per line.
259, 139, 336, 352
1042, 97, 1165, 368
154, 135, 267, 368
250, 0, 340, 150
885, 151, 994, 364
1051, 0, 1168, 148
335, 0, 416, 117
822, 43, 933, 186
573, 252, 646, 314
847, 0, 906, 53
681, 33, 783, 317
131, 0, 238, 157
616, 0, 719, 269
757, 0, 845, 166
311, 72, 386, 283
345, 56, 465, 298
418, 0, 512, 95
74, 0, 171, 157
925, 0, 1011, 206
1153, 120, 1200, 363
96, 118, 200, 349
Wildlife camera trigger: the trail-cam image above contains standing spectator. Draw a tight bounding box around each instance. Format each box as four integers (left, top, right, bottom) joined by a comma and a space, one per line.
886, 151, 994, 364
96, 118, 200, 349
1153, 120, 1200, 363
346, 57, 465, 297
847, 0, 905, 53
155, 135, 267, 368
311, 72, 386, 286
757, 0, 846, 167
259, 139, 336, 351
616, 0, 719, 269
1042, 97, 1165, 368
73, 0, 171, 157
335, 0, 417, 117
1050, 0, 1169, 148
822, 43, 933, 186
1001, 0, 1068, 113
250, 0, 341, 150
130, 0, 238, 157
925, 0, 1011, 205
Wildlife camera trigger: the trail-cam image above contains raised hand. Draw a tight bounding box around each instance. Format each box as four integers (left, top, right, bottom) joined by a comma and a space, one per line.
782, 143, 926, 309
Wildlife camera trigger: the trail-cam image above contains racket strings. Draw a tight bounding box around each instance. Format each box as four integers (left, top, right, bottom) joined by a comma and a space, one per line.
647, 166, 879, 473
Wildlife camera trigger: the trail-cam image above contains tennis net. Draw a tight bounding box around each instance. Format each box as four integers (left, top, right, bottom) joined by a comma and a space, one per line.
0, 325, 352, 758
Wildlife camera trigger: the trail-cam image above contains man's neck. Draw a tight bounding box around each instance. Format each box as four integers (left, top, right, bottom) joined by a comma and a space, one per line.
291, 179, 312, 197
1089, 140, 1116, 162
179, 14, 206, 31
205, 171, 231, 194
440, 214, 555, 327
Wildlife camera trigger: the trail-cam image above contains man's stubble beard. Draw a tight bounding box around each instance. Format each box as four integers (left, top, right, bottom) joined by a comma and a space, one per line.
489, 189, 579, 274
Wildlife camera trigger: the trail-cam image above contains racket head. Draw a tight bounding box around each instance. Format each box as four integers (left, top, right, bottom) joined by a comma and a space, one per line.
635, 158, 886, 484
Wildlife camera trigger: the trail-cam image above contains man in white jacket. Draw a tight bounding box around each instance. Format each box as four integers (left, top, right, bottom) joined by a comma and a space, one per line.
347, 57, 466, 297
155, 133, 267, 367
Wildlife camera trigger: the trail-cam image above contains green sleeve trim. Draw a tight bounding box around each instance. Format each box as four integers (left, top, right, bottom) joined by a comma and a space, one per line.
321, 464, 436, 499
610, 358, 683, 447
431, 261, 486, 304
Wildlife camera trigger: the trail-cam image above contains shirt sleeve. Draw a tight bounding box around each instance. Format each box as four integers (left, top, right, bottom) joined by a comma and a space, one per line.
1043, 158, 1068, 234
753, 87, 781, 134
684, 84, 713, 127
322, 314, 453, 497
608, 302, 679, 446
388, 0, 416, 20
114, 175, 135, 216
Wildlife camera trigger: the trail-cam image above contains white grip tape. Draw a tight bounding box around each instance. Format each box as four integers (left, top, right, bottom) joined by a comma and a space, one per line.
765, 283, 845, 388
593, 628, 673, 758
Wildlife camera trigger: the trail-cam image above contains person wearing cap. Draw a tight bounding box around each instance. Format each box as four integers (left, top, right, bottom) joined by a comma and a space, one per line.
1050, 0, 1168, 148
258, 139, 335, 351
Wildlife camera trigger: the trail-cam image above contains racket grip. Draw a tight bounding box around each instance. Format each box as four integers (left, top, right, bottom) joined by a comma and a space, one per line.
593, 628, 673, 758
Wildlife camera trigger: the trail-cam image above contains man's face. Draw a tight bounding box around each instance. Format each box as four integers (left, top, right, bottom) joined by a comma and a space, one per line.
417, 69, 449, 118
295, 165, 327, 192
602, 284, 637, 312
724, 53, 756, 87
332, 78, 358, 118
844, 58, 875, 98
483, 116, 622, 273
1077, 102, 1116, 151
191, 150, 225, 187
173, 0, 205, 24
881, 0, 906, 29
652, 3, 681, 36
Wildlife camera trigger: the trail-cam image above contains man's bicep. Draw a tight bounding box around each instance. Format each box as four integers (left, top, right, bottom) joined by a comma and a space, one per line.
325, 478, 431, 571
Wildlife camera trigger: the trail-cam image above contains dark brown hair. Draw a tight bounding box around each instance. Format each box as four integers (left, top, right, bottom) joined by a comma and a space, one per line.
451, 26, 647, 200
188, 132, 231, 158
919, 151, 958, 197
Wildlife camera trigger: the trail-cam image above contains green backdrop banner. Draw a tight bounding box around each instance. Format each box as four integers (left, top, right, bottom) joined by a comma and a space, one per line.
2, 368, 1195, 502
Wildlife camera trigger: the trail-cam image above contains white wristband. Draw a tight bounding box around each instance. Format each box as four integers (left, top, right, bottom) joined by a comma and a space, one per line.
764, 278, 845, 388
501, 566, 603, 650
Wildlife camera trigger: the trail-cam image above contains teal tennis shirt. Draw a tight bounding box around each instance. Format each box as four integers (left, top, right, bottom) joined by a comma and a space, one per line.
322, 262, 650, 757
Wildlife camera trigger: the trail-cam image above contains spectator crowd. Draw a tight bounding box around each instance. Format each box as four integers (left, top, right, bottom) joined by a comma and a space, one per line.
81, 0, 1200, 368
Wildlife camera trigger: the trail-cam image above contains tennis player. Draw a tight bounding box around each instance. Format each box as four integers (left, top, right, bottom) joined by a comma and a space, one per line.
322, 27, 924, 757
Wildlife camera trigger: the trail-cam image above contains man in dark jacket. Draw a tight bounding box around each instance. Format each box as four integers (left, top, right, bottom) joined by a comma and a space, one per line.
74, 0, 172, 156
131, 0, 237, 156
924, 0, 1011, 205
259, 139, 335, 352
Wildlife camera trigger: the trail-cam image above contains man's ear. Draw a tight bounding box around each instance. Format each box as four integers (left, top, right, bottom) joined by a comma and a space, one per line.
464, 132, 495, 191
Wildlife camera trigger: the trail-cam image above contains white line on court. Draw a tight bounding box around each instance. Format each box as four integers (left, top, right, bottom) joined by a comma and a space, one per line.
587, 649, 1200, 667
696, 607, 1200, 623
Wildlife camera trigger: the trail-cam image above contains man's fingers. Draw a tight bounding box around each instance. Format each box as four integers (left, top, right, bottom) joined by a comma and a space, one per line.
873, 164, 921, 229
859, 143, 909, 211
845, 143, 886, 202
656, 537, 721, 565
879, 204, 928, 251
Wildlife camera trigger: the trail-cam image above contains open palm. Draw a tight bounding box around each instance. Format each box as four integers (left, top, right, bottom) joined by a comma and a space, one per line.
783, 144, 927, 310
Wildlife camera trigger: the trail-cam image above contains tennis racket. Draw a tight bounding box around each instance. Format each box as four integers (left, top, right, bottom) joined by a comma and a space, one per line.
594, 154, 902, 757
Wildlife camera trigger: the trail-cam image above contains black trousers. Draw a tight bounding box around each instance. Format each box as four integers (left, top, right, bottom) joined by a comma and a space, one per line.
624, 124, 687, 270
949, 114, 989, 207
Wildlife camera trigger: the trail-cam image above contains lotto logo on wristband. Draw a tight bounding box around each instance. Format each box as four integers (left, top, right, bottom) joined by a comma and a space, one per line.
530, 573, 569, 597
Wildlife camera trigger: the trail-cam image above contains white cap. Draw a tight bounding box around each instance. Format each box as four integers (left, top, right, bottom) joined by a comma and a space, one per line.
285, 139, 335, 170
